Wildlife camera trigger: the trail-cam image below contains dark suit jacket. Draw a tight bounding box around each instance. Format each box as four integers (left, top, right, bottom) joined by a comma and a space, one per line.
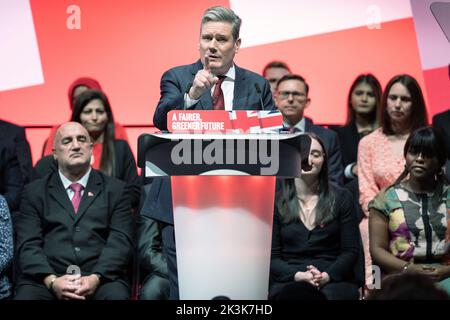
33, 139, 141, 208
305, 118, 344, 185
0, 120, 32, 184
331, 122, 360, 169
153, 60, 275, 130
16, 170, 134, 285
433, 110, 450, 180
0, 139, 24, 211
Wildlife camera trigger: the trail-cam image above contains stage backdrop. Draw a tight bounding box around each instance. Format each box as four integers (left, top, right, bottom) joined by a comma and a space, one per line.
0, 0, 448, 164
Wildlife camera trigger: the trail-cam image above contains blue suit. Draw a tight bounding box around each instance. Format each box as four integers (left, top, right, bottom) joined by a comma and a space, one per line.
144, 61, 274, 299
153, 60, 274, 130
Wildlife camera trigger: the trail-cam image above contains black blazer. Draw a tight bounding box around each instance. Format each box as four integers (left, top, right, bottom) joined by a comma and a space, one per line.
0, 120, 32, 184
0, 139, 24, 211
305, 118, 344, 185
33, 139, 140, 208
16, 170, 134, 284
270, 187, 360, 295
153, 60, 275, 130
331, 122, 360, 169
433, 110, 450, 158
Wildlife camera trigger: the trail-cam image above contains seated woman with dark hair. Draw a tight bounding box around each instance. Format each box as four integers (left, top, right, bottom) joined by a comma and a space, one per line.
270, 133, 361, 300
369, 126, 450, 295
332, 73, 382, 183
42, 77, 129, 157
34, 89, 140, 208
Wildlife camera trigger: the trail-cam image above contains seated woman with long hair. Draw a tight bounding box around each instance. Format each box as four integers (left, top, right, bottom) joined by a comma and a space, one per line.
369, 127, 450, 295
270, 133, 362, 300
34, 89, 140, 208
42, 77, 129, 157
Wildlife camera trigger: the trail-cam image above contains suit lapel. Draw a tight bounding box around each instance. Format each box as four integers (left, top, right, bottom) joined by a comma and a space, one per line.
48, 173, 76, 220
74, 170, 102, 222
232, 65, 249, 110
304, 118, 313, 132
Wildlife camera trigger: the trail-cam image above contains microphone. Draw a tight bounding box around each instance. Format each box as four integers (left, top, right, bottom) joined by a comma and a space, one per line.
184, 82, 193, 110
254, 83, 265, 111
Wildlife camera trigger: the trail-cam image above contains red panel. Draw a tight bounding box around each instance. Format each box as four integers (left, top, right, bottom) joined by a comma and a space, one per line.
237, 18, 428, 124
2, 5, 441, 161
422, 66, 450, 117
1, 0, 229, 126
172, 176, 276, 224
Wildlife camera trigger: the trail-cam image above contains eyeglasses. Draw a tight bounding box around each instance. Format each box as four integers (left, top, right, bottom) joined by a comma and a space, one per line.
278, 90, 307, 101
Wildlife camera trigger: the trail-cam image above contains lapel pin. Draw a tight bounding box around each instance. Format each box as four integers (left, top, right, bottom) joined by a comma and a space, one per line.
88, 191, 94, 197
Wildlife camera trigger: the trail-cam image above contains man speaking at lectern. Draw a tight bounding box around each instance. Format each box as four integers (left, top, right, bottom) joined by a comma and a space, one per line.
141, 6, 275, 300
152, 6, 274, 131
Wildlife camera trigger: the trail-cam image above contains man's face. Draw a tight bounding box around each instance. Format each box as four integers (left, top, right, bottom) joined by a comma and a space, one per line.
265, 67, 291, 95
199, 21, 241, 75
275, 79, 310, 124
53, 122, 92, 174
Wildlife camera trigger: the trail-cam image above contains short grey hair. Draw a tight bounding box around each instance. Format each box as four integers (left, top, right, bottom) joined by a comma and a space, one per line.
201, 6, 242, 40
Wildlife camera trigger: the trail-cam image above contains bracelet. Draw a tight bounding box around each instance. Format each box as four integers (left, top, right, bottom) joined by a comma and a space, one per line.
48, 277, 57, 291
402, 261, 412, 273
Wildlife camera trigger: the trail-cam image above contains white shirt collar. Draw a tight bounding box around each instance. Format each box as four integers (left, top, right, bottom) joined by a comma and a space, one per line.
222, 64, 235, 80
210, 64, 235, 81
59, 167, 92, 190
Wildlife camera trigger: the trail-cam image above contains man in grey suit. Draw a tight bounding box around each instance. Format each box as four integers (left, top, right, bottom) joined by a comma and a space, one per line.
14, 122, 134, 300
153, 6, 274, 131
143, 6, 274, 300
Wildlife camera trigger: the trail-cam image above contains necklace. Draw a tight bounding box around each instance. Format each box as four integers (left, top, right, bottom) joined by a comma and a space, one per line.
297, 195, 318, 230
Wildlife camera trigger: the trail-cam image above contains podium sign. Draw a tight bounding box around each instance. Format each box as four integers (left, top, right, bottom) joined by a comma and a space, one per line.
167, 110, 283, 134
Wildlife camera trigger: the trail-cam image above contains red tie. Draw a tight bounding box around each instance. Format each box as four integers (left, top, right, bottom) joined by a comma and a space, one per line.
212, 76, 226, 110
69, 183, 84, 213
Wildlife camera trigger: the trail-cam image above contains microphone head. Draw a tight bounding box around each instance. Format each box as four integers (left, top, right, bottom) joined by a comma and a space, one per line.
254, 82, 262, 93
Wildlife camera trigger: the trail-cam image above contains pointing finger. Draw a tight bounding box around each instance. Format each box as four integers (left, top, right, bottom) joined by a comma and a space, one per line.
204, 55, 210, 72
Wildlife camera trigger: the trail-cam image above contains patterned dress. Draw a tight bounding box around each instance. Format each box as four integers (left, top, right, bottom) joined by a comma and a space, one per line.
357, 128, 406, 283
0, 195, 13, 299
369, 182, 449, 264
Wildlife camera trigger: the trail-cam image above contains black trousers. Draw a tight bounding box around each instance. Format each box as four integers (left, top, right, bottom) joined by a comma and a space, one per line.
271, 281, 359, 300
14, 280, 130, 300
161, 224, 179, 300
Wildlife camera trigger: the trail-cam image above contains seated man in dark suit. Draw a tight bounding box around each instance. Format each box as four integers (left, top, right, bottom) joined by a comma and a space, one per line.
144, 6, 275, 300
14, 122, 134, 300
275, 74, 344, 185
137, 183, 169, 300
0, 120, 33, 184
